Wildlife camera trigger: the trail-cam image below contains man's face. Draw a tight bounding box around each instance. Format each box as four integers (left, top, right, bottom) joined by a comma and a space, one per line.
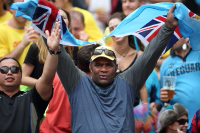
10, 0, 27, 23
89, 57, 117, 87
171, 38, 189, 50
122, 0, 140, 16
167, 115, 188, 133
0, 59, 22, 89
71, 16, 85, 39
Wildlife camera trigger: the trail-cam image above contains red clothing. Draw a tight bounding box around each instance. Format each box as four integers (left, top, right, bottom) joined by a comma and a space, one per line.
189, 109, 200, 133
40, 74, 72, 133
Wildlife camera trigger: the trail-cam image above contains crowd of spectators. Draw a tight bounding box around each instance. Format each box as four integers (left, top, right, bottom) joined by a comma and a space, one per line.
0, 0, 200, 132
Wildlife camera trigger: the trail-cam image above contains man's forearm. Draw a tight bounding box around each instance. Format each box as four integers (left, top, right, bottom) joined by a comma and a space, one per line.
140, 85, 148, 102
21, 76, 38, 87
36, 52, 58, 101
42, 53, 58, 84
57, 45, 85, 94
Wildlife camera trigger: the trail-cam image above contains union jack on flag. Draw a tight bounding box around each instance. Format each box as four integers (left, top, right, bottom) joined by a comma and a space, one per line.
31, 0, 67, 40
135, 15, 182, 55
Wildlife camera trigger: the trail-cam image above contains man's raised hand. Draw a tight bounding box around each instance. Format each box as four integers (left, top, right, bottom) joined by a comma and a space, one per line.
166, 4, 178, 28
45, 21, 61, 52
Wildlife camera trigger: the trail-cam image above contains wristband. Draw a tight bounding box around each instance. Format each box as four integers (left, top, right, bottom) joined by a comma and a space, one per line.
48, 46, 61, 55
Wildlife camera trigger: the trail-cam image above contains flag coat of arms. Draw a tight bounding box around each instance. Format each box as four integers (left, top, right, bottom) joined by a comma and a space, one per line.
10, 0, 200, 52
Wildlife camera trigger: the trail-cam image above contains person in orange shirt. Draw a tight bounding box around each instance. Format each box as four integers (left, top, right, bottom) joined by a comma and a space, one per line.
40, 73, 72, 133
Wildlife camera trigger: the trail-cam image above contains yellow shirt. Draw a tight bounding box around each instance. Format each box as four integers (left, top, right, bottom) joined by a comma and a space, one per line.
0, 22, 30, 65
104, 27, 115, 46
0, 11, 12, 24
74, 7, 103, 42
162, 49, 170, 58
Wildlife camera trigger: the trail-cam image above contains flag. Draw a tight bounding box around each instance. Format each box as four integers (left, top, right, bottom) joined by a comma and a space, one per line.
10, 0, 38, 20
10, 1, 200, 52
175, 3, 200, 50
133, 15, 182, 55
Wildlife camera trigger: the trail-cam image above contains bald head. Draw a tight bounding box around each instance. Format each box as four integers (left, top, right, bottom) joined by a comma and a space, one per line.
70, 10, 84, 25
70, 10, 85, 39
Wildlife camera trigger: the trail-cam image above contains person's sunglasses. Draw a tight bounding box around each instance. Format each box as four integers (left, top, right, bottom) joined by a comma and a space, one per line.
92, 49, 116, 58
0, 66, 20, 74
175, 119, 188, 125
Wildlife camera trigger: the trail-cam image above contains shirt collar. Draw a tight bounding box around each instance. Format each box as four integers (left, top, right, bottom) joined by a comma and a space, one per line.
170, 48, 192, 62
0, 90, 24, 98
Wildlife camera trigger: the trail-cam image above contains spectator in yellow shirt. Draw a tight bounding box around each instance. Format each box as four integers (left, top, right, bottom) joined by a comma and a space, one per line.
0, 0, 38, 65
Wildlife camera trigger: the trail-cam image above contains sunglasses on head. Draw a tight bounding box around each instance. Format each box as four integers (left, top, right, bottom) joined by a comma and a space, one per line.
92, 49, 116, 58
0, 66, 20, 74
175, 119, 188, 125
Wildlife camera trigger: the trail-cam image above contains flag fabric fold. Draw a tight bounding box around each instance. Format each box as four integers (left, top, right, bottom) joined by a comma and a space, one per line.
10, 0, 200, 52
174, 3, 200, 50
10, 0, 38, 20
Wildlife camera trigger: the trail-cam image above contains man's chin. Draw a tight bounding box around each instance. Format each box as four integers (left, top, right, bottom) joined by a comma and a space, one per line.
96, 81, 110, 87
4, 83, 17, 88
5, 85, 15, 88
99, 82, 109, 86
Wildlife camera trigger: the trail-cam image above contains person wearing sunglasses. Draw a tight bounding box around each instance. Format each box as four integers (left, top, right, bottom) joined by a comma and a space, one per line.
49, 5, 178, 133
158, 103, 188, 133
0, 21, 61, 133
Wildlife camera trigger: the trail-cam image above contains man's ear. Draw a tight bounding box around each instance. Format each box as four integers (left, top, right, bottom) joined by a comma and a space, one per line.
89, 64, 92, 73
115, 64, 118, 72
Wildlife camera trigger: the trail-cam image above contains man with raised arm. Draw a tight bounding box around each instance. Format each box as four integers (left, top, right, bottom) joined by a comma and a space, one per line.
51, 5, 178, 133
0, 21, 61, 133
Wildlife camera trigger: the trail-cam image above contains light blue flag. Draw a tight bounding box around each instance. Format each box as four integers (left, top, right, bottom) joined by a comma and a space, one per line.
175, 3, 200, 50
107, 3, 173, 38
107, 2, 200, 51
10, 0, 38, 21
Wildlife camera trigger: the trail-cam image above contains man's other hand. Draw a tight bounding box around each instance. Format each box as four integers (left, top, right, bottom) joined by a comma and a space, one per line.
166, 4, 178, 28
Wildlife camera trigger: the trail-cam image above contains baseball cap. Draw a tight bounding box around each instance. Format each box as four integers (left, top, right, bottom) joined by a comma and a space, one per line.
91, 46, 116, 61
